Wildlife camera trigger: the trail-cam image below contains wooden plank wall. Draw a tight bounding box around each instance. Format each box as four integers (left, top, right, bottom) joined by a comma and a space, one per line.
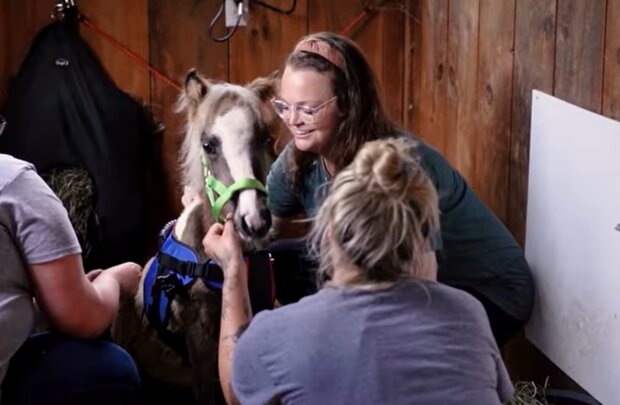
2, 0, 620, 389
2, 0, 619, 236
0, 0, 406, 216
408, 0, 620, 246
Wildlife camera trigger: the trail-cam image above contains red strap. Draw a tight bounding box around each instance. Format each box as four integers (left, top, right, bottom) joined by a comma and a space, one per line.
340, 9, 370, 36
80, 17, 182, 92
79, 11, 370, 90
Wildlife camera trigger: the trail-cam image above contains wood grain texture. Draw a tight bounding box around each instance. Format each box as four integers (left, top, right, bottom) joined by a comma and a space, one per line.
229, 0, 308, 84
406, 0, 450, 153
554, 0, 606, 112
473, 0, 516, 223
79, 0, 150, 103
603, 0, 620, 121
445, 0, 480, 184
508, 0, 556, 246
308, 0, 383, 94
2, 0, 51, 99
379, 7, 405, 125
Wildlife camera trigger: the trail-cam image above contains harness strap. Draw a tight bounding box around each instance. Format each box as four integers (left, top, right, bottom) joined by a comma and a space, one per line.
158, 252, 224, 285
148, 266, 191, 363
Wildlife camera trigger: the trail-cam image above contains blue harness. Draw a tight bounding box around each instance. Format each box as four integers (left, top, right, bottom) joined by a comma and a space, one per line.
143, 220, 275, 358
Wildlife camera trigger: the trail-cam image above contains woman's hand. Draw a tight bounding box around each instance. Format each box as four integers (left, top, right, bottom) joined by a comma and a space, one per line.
203, 215, 243, 272
182, 186, 200, 208
105, 262, 142, 298
86, 269, 103, 282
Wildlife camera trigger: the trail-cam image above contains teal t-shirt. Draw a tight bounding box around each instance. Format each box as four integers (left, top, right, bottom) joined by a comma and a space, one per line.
266, 136, 534, 321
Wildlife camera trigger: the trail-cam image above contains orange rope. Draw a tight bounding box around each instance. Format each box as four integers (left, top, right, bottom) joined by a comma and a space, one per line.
340, 9, 370, 36
80, 16, 182, 92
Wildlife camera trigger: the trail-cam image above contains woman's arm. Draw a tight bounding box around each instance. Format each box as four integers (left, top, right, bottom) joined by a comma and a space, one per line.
218, 258, 251, 405
28, 255, 141, 338
4, 166, 141, 338
271, 215, 310, 240
202, 217, 252, 405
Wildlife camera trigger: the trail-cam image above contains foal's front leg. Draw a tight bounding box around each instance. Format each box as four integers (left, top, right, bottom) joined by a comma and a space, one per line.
181, 283, 223, 405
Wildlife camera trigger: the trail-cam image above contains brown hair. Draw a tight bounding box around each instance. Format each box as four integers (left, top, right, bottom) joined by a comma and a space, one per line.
281, 32, 397, 192
309, 138, 440, 286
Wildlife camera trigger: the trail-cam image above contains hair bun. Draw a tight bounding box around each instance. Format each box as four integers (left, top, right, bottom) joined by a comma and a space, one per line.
354, 139, 411, 198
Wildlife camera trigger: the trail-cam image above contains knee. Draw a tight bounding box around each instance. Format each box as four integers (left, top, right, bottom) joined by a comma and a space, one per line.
97, 341, 141, 387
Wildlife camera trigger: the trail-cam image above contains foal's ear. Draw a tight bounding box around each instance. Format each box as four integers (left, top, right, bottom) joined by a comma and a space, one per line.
246, 70, 279, 102
183, 69, 209, 109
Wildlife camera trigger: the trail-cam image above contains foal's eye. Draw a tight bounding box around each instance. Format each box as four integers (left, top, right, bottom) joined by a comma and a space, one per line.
203, 140, 217, 155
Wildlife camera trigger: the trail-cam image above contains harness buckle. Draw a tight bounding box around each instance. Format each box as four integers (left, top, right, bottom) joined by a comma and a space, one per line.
156, 272, 183, 295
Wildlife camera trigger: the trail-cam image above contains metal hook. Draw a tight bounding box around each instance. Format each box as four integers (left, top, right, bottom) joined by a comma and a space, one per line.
51, 0, 79, 22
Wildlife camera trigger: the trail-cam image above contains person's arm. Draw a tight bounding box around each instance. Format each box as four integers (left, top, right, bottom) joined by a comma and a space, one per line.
28, 256, 141, 338
219, 258, 251, 405
202, 217, 252, 405
271, 215, 310, 240
4, 165, 141, 338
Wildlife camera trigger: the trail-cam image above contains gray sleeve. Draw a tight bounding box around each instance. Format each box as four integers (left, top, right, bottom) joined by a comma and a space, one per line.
2, 169, 81, 264
267, 145, 303, 218
232, 317, 282, 404
495, 352, 514, 402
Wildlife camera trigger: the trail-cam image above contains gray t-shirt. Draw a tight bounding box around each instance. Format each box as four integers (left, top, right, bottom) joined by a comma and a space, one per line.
0, 155, 81, 385
232, 280, 513, 404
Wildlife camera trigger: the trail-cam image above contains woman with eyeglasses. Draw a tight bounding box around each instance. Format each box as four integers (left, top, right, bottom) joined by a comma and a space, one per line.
0, 115, 142, 404
266, 32, 534, 349
205, 138, 514, 404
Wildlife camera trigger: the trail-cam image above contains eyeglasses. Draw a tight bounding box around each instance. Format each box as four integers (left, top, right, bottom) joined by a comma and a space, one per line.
270, 96, 337, 124
0, 115, 6, 137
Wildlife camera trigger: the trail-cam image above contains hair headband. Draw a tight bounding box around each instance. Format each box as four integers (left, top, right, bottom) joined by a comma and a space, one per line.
294, 38, 347, 73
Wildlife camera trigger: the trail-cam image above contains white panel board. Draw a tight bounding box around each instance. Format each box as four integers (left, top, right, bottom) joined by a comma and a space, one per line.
525, 90, 620, 405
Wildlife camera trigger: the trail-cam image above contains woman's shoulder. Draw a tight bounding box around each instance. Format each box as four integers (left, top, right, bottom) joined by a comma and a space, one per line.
0, 154, 36, 191
406, 280, 488, 322
271, 142, 321, 172
256, 289, 338, 324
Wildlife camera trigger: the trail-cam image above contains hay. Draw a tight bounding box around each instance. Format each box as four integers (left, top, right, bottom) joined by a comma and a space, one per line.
42, 167, 96, 255
507, 379, 550, 405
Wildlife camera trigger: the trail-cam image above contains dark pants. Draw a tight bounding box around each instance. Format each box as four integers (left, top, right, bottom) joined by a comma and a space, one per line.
2, 332, 141, 405
268, 237, 318, 305
268, 238, 521, 347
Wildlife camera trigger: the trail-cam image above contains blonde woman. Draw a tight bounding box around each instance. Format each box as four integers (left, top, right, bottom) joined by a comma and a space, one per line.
204, 138, 513, 405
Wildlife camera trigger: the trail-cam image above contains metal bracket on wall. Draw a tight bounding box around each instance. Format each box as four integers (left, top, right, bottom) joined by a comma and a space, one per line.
225, 0, 249, 28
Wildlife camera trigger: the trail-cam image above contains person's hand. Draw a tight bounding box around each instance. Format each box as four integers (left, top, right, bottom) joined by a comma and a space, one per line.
202, 215, 243, 272
85, 269, 103, 282
106, 262, 142, 298
182, 186, 200, 208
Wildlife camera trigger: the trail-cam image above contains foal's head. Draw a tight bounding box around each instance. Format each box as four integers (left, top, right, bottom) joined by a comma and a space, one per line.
178, 70, 276, 245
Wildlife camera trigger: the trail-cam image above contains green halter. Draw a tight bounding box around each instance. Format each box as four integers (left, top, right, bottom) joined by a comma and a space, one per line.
201, 152, 268, 223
